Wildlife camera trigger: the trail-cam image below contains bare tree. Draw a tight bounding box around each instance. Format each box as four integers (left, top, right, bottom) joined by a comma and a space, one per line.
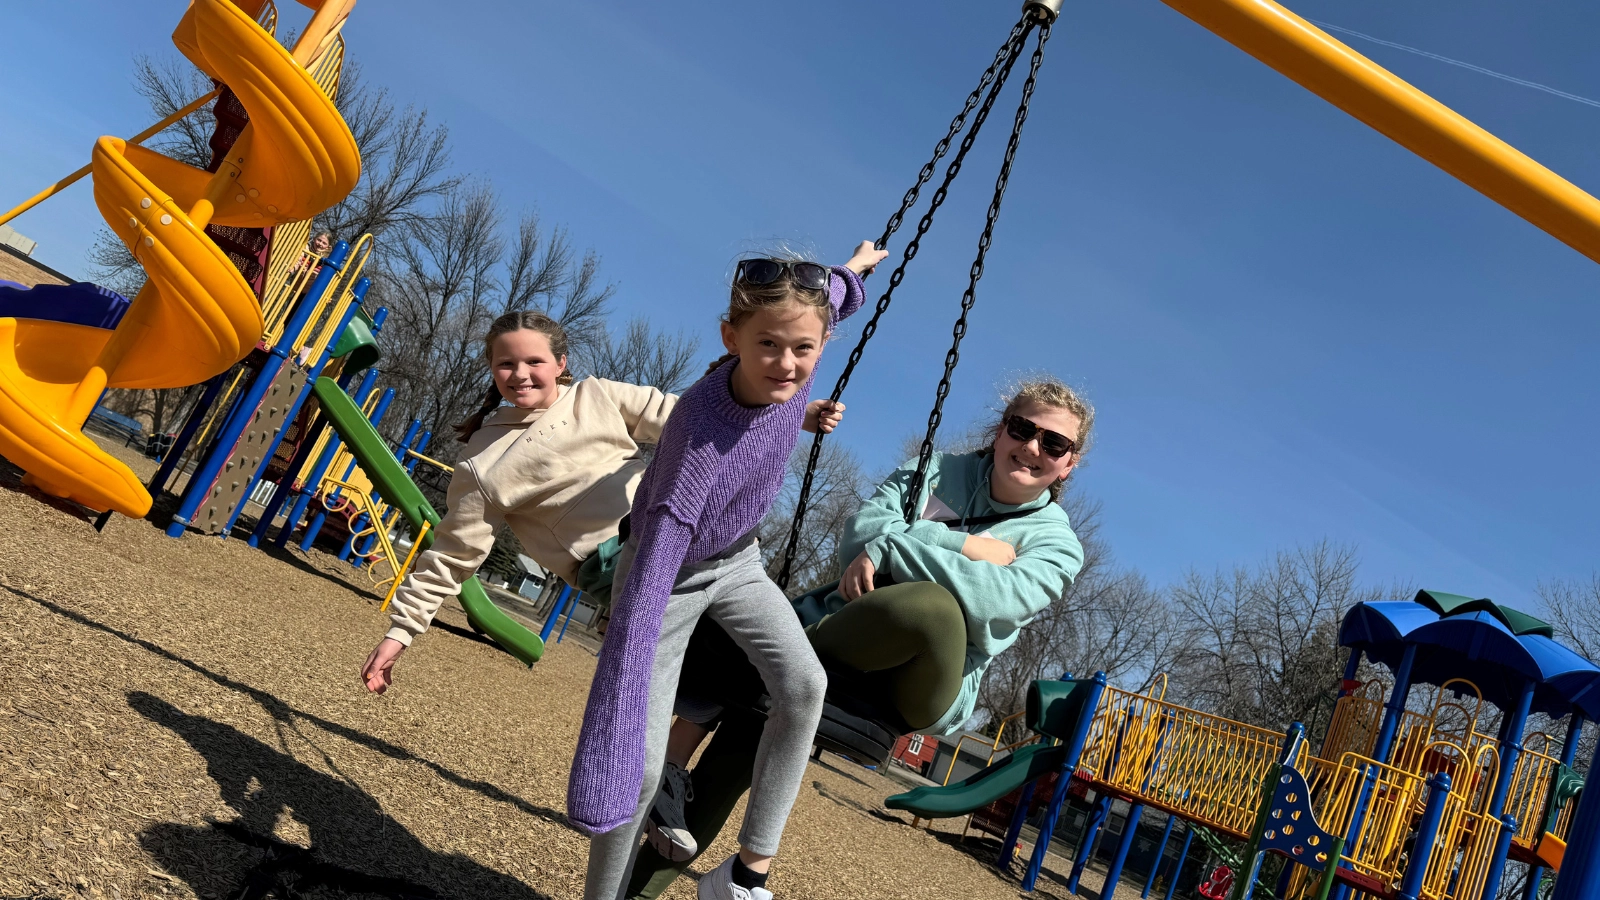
1166, 541, 1402, 736
1540, 576, 1600, 661
755, 440, 870, 597
585, 319, 702, 395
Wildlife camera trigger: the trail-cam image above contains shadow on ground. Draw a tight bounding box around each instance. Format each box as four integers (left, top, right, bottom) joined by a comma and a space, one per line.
14, 585, 573, 832
131, 692, 553, 900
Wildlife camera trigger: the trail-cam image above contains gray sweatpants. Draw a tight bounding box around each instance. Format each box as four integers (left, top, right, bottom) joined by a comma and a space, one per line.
583, 536, 827, 900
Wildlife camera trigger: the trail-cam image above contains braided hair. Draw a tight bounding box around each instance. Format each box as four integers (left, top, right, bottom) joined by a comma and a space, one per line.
454, 311, 573, 442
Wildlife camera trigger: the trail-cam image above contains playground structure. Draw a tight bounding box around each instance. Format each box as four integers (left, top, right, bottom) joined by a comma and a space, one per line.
888, 591, 1599, 900
0, 0, 361, 518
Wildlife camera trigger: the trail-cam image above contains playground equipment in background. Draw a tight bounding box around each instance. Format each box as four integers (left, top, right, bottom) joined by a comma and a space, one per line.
0, 0, 361, 518
887, 591, 1596, 899
269, 377, 543, 665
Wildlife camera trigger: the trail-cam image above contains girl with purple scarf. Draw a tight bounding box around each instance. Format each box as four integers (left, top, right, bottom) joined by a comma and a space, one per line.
571, 241, 887, 900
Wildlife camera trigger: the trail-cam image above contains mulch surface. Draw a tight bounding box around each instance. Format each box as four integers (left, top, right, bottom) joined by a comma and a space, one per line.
0, 437, 1095, 900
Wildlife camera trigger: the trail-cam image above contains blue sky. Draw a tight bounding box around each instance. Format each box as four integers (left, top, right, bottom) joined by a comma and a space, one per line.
5, 1, 1600, 603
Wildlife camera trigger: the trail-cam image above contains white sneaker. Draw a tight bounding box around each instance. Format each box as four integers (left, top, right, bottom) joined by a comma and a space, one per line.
647, 761, 698, 862
697, 854, 773, 900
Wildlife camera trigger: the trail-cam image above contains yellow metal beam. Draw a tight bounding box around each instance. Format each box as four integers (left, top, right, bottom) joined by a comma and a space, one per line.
1161, 0, 1600, 266
0, 88, 220, 229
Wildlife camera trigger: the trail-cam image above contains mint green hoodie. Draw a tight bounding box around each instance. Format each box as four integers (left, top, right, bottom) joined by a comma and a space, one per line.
794, 451, 1085, 735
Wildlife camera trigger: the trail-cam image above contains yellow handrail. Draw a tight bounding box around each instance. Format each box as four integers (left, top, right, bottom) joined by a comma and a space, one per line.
381, 521, 432, 611
405, 450, 455, 474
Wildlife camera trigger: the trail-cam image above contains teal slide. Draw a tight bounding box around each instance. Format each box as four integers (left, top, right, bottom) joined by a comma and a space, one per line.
312, 377, 545, 665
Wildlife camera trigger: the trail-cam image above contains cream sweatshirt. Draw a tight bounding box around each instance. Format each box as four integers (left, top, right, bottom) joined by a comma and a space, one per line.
384, 377, 676, 647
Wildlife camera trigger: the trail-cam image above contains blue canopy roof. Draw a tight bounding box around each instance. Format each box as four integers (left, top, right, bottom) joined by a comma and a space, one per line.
1340, 593, 1600, 720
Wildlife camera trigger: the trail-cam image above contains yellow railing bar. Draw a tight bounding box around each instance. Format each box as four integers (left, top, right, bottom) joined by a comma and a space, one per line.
319, 476, 400, 593
0, 88, 221, 228
406, 450, 455, 474
381, 521, 431, 612
1163, 0, 1600, 267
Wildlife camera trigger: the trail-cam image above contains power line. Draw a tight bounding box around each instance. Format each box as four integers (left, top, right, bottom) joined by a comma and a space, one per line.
1307, 18, 1600, 110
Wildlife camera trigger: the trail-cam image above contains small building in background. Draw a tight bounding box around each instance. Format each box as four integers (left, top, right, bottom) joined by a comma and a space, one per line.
515, 554, 549, 599
927, 730, 1009, 785
890, 733, 938, 778
0, 225, 72, 288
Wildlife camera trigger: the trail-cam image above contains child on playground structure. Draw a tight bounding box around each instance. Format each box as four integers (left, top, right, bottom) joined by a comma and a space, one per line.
571, 241, 885, 900
359, 310, 684, 689
625, 378, 1092, 900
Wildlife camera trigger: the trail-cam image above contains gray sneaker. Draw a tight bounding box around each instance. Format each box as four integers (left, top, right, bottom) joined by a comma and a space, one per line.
647, 761, 698, 862
697, 854, 773, 900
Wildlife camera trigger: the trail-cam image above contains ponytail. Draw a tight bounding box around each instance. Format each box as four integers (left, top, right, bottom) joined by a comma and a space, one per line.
454, 383, 502, 442
703, 352, 737, 377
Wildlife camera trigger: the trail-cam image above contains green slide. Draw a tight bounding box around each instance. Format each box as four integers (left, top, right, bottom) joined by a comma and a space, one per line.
312, 377, 545, 666
886, 743, 1069, 818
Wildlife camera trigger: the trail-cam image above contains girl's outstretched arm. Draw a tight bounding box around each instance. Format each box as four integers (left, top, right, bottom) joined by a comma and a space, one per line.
596, 379, 678, 443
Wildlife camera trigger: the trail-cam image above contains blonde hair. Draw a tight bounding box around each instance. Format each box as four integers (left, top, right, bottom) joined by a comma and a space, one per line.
703, 251, 834, 377
455, 311, 573, 442
985, 377, 1095, 502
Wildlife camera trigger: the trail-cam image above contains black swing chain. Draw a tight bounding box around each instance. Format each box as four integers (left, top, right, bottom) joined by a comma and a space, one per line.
775, 13, 1039, 591
902, 21, 1053, 523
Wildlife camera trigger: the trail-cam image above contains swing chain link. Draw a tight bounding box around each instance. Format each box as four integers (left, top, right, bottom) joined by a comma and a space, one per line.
902, 21, 1053, 522
775, 13, 1037, 591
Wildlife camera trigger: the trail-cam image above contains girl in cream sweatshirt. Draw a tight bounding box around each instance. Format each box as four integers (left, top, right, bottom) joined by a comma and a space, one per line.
360, 310, 678, 690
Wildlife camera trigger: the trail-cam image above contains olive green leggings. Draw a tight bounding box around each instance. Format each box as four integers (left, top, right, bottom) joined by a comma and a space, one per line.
626, 581, 968, 900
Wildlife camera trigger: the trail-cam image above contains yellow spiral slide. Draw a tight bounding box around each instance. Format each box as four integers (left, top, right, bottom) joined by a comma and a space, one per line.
0, 0, 360, 517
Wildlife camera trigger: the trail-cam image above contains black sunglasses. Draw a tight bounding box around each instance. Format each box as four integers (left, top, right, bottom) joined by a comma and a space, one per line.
735, 258, 830, 292
1005, 415, 1076, 459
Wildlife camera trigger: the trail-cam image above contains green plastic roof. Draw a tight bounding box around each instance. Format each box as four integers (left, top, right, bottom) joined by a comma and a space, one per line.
331, 307, 381, 374
1415, 589, 1555, 638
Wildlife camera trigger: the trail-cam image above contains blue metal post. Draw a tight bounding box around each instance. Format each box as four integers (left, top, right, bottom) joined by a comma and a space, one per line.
394, 419, 421, 462
541, 586, 573, 642
166, 242, 351, 538
403, 431, 432, 475
1479, 816, 1518, 900
1395, 773, 1452, 900
1372, 643, 1418, 765
999, 781, 1040, 873
1025, 672, 1108, 893
1101, 802, 1146, 900
147, 374, 227, 497
1067, 795, 1110, 893
1162, 827, 1193, 900
1489, 680, 1536, 820
229, 277, 371, 541
557, 592, 583, 643
1552, 733, 1600, 900
1144, 814, 1177, 899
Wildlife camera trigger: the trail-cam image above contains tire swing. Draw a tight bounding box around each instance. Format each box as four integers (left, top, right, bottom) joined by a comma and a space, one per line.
689, 0, 1063, 768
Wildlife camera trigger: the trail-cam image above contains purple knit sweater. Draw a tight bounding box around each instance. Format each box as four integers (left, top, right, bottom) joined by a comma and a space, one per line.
567, 266, 865, 834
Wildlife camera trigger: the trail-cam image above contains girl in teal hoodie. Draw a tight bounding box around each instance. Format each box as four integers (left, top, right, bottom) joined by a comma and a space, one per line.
629, 378, 1092, 899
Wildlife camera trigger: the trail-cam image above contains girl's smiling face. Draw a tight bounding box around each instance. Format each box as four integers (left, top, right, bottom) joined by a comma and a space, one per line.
719, 301, 829, 408
990, 401, 1081, 505
490, 328, 567, 410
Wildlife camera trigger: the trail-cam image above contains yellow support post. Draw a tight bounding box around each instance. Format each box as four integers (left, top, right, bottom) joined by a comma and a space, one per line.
1161, 0, 1600, 266
381, 521, 431, 612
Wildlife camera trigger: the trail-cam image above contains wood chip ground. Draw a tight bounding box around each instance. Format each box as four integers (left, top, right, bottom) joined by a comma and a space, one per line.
0, 438, 1139, 900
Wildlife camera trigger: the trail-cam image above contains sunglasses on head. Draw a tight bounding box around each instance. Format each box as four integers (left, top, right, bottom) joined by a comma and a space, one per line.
735, 258, 830, 292
1005, 414, 1077, 459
